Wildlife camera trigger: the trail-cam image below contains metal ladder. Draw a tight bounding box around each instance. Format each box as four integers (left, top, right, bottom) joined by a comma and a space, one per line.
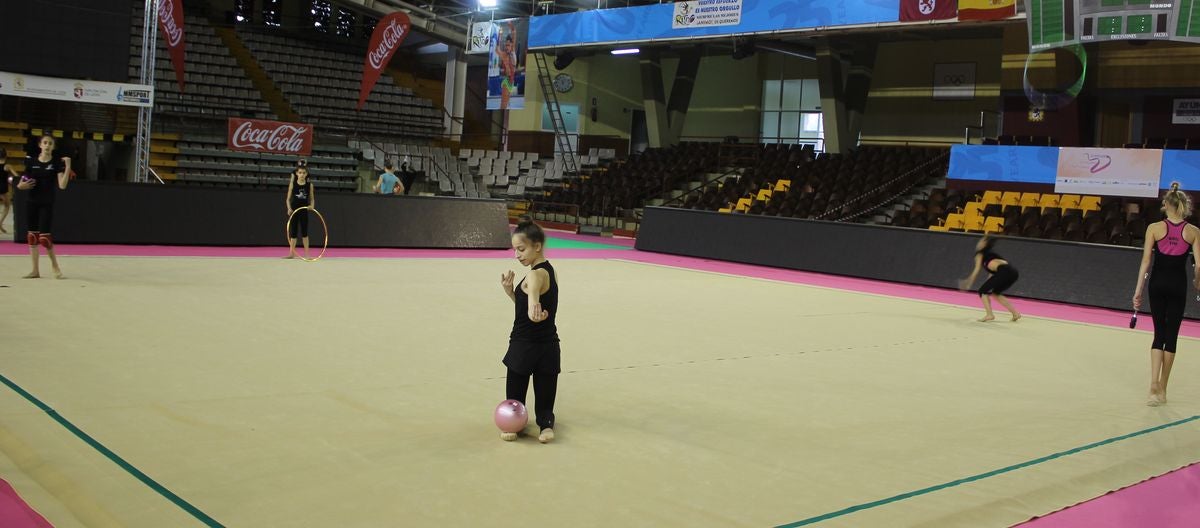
532, 52, 578, 175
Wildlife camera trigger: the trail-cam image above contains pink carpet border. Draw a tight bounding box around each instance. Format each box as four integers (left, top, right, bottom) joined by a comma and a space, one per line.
0, 479, 52, 528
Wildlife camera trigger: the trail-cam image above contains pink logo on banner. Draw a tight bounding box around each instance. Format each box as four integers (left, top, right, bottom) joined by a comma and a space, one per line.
157, 0, 187, 91
228, 118, 314, 156
358, 12, 411, 110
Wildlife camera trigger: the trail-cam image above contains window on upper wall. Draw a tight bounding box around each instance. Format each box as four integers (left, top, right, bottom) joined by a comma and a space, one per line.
311, 0, 332, 32
234, 0, 254, 23
336, 8, 355, 38
263, 0, 282, 27
761, 78, 824, 151
362, 15, 378, 38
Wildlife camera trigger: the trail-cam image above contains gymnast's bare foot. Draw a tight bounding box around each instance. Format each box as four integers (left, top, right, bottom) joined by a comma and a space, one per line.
1010, 313, 1021, 322
283, 254, 296, 259
53, 268, 64, 279
23, 272, 39, 279
979, 314, 995, 322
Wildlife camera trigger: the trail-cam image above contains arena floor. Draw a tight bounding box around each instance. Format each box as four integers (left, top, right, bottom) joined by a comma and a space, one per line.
1, 238, 1198, 527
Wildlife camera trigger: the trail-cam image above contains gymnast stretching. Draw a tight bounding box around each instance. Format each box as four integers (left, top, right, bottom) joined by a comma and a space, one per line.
959, 234, 1022, 322
1132, 182, 1200, 406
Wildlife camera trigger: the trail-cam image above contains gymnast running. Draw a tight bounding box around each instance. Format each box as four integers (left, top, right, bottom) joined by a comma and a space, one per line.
1132, 182, 1200, 406
959, 234, 1022, 322
15, 134, 70, 279
498, 217, 560, 443
285, 160, 315, 259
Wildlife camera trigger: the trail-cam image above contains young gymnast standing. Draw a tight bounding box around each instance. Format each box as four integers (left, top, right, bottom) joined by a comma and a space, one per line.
499, 217, 560, 443
285, 160, 315, 259
15, 135, 70, 279
1132, 182, 1200, 406
959, 234, 1022, 322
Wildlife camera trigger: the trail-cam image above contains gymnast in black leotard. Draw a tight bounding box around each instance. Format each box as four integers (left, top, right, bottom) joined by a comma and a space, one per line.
1133, 182, 1200, 406
959, 235, 1022, 322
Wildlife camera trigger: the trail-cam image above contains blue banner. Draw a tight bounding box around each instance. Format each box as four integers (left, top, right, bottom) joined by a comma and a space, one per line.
949, 144, 1200, 192
527, 0, 899, 49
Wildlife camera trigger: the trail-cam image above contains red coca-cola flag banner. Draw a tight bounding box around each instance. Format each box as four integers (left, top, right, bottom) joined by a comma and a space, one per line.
227, 118, 314, 156
358, 12, 411, 111
157, 0, 187, 92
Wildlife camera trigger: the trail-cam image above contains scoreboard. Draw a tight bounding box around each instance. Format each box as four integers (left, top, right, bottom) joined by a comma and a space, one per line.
1027, 0, 1200, 49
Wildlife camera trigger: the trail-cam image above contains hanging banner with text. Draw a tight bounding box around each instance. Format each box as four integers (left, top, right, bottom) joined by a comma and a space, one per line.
227, 118, 313, 156
0, 71, 153, 107
1173, 99, 1200, 125
358, 12, 411, 110
672, 0, 743, 29
157, 0, 187, 92
467, 21, 494, 54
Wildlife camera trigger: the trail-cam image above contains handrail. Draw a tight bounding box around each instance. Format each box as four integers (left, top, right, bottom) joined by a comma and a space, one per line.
659, 166, 743, 208
147, 166, 165, 184
827, 150, 951, 223
355, 135, 452, 184
813, 151, 949, 220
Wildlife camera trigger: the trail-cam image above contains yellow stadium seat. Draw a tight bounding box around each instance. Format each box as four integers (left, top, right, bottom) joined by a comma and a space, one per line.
1001, 192, 1021, 207
964, 202, 985, 218
1058, 194, 1081, 209
964, 215, 986, 232
929, 225, 950, 232
736, 198, 752, 211
984, 217, 1005, 234
981, 191, 1002, 206
1020, 193, 1041, 208
775, 180, 791, 192
718, 207, 732, 214
757, 189, 772, 201
943, 213, 965, 230
1079, 196, 1101, 212
1038, 194, 1060, 209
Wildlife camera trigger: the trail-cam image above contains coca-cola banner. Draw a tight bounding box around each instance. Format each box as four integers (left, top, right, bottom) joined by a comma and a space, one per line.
157, 0, 186, 92
358, 12, 411, 111
227, 118, 313, 156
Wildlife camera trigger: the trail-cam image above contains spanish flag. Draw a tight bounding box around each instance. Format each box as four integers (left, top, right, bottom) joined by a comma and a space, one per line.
958, 0, 1015, 20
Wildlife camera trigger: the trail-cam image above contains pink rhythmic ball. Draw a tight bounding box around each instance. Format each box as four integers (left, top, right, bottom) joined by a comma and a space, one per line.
494, 399, 528, 433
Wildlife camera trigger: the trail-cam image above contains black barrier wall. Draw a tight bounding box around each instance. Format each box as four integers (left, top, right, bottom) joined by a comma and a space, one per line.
12, 182, 511, 249
636, 207, 1199, 319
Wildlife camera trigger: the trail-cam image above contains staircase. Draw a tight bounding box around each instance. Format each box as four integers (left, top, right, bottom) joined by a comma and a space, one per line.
872, 174, 948, 225
214, 27, 299, 122
532, 52, 577, 175
644, 169, 740, 207
150, 133, 180, 181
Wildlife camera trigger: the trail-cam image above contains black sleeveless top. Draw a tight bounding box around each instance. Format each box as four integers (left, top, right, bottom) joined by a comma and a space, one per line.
290, 176, 312, 207
511, 261, 559, 342
978, 248, 1003, 274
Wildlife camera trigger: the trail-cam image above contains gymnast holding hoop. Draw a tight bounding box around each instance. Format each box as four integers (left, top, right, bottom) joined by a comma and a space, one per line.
285, 160, 315, 260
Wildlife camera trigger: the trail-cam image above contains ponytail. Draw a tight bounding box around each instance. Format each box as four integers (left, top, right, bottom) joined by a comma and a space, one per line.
1162, 181, 1193, 218
514, 215, 546, 246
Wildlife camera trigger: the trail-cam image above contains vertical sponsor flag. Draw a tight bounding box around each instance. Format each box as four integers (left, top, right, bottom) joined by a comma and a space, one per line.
359, 12, 412, 111
900, 0, 958, 21
157, 0, 187, 91
957, 0, 1016, 21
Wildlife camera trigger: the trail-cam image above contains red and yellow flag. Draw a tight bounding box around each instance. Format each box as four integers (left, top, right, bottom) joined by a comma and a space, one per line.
958, 0, 1016, 20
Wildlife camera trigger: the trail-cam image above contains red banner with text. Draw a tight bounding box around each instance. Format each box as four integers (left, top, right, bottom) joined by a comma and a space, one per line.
157, 0, 187, 92
227, 118, 314, 157
358, 12, 412, 110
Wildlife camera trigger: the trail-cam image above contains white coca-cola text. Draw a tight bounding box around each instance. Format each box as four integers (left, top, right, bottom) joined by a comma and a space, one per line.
231, 122, 309, 153
158, 0, 184, 47
368, 18, 407, 70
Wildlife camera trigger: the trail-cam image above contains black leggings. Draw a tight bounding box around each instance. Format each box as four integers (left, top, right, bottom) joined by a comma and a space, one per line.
25, 201, 53, 233
979, 264, 1019, 295
506, 369, 557, 430
289, 207, 308, 238
1149, 281, 1186, 353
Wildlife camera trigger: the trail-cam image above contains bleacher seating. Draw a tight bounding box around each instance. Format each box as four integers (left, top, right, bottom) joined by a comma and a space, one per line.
549, 142, 719, 218
174, 136, 358, 190
684, 145, 946, 221
130, 13, 274, 120
239, 31, 441, 138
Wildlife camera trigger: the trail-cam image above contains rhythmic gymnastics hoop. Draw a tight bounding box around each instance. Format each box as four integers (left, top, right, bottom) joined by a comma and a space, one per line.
1022, 44, 1087, 111
285, 206, 328, 262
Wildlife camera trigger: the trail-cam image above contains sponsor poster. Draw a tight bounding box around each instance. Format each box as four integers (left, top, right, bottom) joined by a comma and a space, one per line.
1172, 99, 1200, 125
359, 12, 412, 110
158, 0, 187, 91
487, 18, 528, 110
1055, 147, 1163, 197
467, 21, 494, 54
672, 0, 743, 29
0, 71, 153, 107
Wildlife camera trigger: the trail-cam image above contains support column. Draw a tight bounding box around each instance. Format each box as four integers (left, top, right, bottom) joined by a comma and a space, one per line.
816, 42, 851, 154
842, 44, 877, 149
444, 48, 467, 141
666, 49, 702, 142
639, 51, 672, 148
